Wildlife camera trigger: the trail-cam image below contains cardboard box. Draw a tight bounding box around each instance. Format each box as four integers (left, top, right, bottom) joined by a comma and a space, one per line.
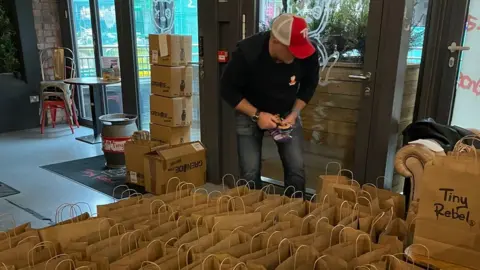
124, 140, 168, 186
150, 95, 192, 127
144, 142, 206, 194
149, 34, 192, 66
151, 65, 193, 97
150, 123, 191, 145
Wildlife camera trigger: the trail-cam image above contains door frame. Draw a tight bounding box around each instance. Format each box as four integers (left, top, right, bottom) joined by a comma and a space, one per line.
58, 0, 118, 126
414, 0, 470, 124
246, 0, 410, 187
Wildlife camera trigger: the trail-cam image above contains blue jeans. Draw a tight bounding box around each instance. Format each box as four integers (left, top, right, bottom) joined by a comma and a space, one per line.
235, 113, 305, 197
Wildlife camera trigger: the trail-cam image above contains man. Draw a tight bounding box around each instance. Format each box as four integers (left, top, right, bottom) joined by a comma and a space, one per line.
220, 14, 320, 197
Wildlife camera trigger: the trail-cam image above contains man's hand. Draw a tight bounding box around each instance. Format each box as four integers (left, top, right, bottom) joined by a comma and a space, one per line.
257, 112, 279, 130
282, 111, 298, 126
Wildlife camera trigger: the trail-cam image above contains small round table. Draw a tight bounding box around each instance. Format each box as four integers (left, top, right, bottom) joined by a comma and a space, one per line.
64, 77, 121, 144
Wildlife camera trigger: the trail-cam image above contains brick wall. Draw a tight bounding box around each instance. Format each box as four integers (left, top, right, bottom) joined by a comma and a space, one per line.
32, 0, 70, 126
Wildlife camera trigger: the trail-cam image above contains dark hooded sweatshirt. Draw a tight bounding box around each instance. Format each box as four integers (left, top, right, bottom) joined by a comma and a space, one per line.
220, 31, 320, 117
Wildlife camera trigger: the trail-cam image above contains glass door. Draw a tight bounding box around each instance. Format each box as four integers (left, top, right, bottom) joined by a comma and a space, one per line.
70, 0, 122, 124
451, 1, 480, 129
132, 0, 201, 142
257, 0, 383, 191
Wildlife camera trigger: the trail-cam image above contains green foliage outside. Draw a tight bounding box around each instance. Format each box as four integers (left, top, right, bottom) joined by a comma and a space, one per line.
0, 0, 20, 73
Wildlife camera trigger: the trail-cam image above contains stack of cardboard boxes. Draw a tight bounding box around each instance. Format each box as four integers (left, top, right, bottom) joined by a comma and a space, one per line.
149, 34, 192, 144
124, 34, 206, 195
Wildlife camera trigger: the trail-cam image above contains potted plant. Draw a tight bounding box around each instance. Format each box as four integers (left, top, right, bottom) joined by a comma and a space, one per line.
0, 0, 20, 76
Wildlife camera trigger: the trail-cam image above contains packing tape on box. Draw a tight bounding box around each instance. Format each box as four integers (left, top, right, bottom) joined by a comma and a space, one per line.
149, 158, 158, 193
158, 35, 169, 57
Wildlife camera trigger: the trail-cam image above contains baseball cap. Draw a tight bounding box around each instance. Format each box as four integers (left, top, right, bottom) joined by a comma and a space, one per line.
271, 13, 316, 59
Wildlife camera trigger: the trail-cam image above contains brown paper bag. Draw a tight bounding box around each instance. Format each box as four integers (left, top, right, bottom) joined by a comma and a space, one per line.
90, 231, 143, 270
363, 182, 406, 219
276, 245, 319, 270
39, 217, 113, 250
413, 154, 480, 269
67, 223, 126, 260
97, 197, 141, 217
244, 239, 292, 270
316, 163, 353, 199
109, 239, 165, 270
0, 229, 39, 252
313, 254, 348, 269
0, 241, 36, 267
213, 212, 262, 230
18, 253, 77, 270
383, 254, 423, 270
0, 222, 31, 240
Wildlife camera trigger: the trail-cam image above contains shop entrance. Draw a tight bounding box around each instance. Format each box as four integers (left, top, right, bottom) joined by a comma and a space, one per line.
201, 0, 416, 190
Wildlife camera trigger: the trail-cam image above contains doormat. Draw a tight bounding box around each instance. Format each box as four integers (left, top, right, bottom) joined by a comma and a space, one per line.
41, 156, 146, 199
0, 182, 20, 198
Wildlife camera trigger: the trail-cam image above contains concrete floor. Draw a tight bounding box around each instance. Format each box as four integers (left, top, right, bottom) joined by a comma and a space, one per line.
0, 125, 112, 229
0, 124, 220, 229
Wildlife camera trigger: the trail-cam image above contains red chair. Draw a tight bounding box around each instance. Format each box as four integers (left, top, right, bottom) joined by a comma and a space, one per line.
40, 87, 79, 134
39, 47, 80, 134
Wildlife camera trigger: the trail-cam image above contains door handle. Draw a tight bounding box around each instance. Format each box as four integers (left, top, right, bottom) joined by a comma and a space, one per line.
448, 42, 470, 53
349, 72, 371, 81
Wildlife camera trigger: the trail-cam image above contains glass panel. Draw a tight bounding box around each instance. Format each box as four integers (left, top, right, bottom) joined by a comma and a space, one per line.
71, 0, 96, 120
98, 0, 123, 114
133, 0, 200, 142
393, 0, 429, 193
451, 1, 480, 129
259, 0, 374, 191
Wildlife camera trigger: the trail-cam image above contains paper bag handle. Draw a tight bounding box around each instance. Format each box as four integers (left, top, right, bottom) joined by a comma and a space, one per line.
250, 232, 267, 253
207, 191, 222, 204
313, 255, 329, 270
314, 218, 330, 241
339, 227, 356, 244
294, 245, 309, 270
229, 227, 244, 248
355, 234, 372, 258
329, 224, 345, 247
301, 215, 316, 236
233, 262, 247, 270
325, 162, 342, 176
108, 223, 126, 239
201, 254, 217, 270
112, 185, 129, 202
141, 261, 162, 270
222, 174, 235, 191
166, 177, 181, 194
219, 257, 234, 269
266, 231, 281, 255
216, 195, 232, 215
278, 238, 292, 264
28, 241, 57, 267
55, 259, 75, 270
44, 254, 68, 269
146, 239, 163, 261
405, 244, 430, 270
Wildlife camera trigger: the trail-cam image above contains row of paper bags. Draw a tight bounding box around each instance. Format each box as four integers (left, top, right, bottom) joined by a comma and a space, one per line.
0, 175, 427, 270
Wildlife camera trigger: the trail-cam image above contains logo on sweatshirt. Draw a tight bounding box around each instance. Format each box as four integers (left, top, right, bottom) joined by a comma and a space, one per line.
289, 75, 297, 86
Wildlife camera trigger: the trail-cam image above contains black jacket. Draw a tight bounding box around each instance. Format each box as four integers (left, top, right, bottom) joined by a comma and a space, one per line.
220, 32, 320, 116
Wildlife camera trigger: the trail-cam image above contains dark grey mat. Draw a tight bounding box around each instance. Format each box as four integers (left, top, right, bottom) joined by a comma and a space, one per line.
41, 155, 146, 198
0, 182, 20, 198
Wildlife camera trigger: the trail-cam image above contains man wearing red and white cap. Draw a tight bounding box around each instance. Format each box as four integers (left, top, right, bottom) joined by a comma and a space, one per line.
221, 14, 320, 197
